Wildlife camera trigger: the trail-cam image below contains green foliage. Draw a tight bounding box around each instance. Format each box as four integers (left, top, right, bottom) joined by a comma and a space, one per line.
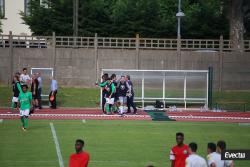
21, 0, 73, 36
21, 0, 233, 38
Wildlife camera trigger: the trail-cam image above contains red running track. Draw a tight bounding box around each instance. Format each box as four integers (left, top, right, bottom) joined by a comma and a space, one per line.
0, 108, 250, 123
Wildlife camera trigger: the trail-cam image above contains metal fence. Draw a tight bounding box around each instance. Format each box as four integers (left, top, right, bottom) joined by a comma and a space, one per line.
0, 33, 249, 51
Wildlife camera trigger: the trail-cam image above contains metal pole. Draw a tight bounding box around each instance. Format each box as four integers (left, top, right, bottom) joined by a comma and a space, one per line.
9, 31, 13, 86
163, 73, 166, 108
142, 72, 144, 109
177, 18, 181, 39
208, 67, 213, 109
178, 0, 181, 12
177, 0, 181, 39
73, 0, 79, 37
100, 70, 104, 109
184, 73, 187, 108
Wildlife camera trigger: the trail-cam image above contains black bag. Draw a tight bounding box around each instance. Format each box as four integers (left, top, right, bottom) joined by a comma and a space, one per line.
155, 100, 164, 108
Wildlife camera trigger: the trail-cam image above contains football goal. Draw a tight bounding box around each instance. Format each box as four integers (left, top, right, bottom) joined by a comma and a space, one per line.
31, 68, 54, 106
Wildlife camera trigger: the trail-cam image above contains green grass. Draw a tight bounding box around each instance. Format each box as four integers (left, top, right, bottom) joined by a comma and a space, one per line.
0, 120, 250, 167
1, 85, 250, 110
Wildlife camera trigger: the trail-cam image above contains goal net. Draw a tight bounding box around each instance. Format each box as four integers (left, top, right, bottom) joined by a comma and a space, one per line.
101, 69, 209, 109
31, 68, 54, 105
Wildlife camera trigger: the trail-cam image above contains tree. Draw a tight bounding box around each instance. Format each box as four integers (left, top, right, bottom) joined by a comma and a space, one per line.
21, 0, 249, 42
21, 0, 73, 36
228, 0, 250, 50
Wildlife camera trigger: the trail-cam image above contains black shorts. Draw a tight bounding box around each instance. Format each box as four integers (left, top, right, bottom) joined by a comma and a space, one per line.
32, 92, 39, 99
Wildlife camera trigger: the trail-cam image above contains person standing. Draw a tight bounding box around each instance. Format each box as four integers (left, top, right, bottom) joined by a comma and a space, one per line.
49, 77, 58, 109
11, 75, 20, 110
20, 68, 31, 85
207, 142, 224, 167
125, 75, 137, 114
111, 74, 118, 113
117, 76, 128, 115
217, 140, 234, 167
17, 83, 32, 131
104, 78, 115, 114
170, 132, 189, 167
31, 74, 39, 110
185, 142, 207, 167
37, 72, 42, 109
96, 73, 109, 114
69, 139, 90, 167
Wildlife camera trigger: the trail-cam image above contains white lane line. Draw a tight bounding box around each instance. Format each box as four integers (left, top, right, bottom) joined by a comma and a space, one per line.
169, 115, 250, 120
238, 123, 250, 126
1, 113, 250, 121
49, 123, 65, 167
0, 113, 150, 118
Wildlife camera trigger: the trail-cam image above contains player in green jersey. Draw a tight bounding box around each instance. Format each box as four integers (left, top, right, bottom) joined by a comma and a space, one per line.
17, 83, 32, 131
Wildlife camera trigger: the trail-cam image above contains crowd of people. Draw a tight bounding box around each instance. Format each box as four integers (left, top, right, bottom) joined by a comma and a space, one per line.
11, 68, 58, 131
96, 73, 137, 116
69, 133, 234, 167
170, 132, 234, 167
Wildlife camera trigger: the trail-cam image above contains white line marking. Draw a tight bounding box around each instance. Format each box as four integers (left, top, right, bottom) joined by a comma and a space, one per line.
238, 123, 250, 126
82, 119, 86, 123
0, 113, 150, 118
1, 113, 250, 121
0, 119, 3, 123
50, 123, 65, 167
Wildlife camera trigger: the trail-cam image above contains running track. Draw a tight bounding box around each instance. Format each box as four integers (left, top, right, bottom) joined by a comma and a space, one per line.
0, 108, 250, 123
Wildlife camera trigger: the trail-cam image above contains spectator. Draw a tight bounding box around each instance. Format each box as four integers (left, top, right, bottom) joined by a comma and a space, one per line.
207, 142, 224, 167
69, 139, 90, 167
185, 142, 207, 167
31, 74, 39, 110
217, 140, 234, 167
11, 75, 20, 110
125, 75, 137, 114
170, 132, 189, 167
37, 72, 42, 109
20, 68, 31, 85
49, 77, 58, 109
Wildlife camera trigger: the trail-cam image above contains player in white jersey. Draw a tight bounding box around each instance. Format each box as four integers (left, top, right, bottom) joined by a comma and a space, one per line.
207, 142, 225, 167
217, 140, 234, 167
185, 142, 207, 167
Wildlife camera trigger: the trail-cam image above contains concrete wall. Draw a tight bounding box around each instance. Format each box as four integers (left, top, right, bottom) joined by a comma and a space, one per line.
0, 47, 250, 90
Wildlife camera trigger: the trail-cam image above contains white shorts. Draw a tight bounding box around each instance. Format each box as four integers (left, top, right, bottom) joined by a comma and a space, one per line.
119, 96, 127, 105
12, 97, 19, 103
105, 98, 114, 105
20, 109, 30, 117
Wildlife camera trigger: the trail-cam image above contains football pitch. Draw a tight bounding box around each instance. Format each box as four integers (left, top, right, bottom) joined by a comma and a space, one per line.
0, 120, 250, 167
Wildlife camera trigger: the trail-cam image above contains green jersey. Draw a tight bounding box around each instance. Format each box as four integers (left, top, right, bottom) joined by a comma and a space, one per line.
17, 83, 32, 110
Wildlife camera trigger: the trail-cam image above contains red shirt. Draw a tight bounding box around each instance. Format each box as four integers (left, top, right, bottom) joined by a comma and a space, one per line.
69, 152, 90, 167
170, 144, 189, 167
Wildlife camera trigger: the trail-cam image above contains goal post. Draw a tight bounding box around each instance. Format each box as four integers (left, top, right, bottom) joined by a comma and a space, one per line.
31, 68, 54, 106
101, 69, 209, 109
